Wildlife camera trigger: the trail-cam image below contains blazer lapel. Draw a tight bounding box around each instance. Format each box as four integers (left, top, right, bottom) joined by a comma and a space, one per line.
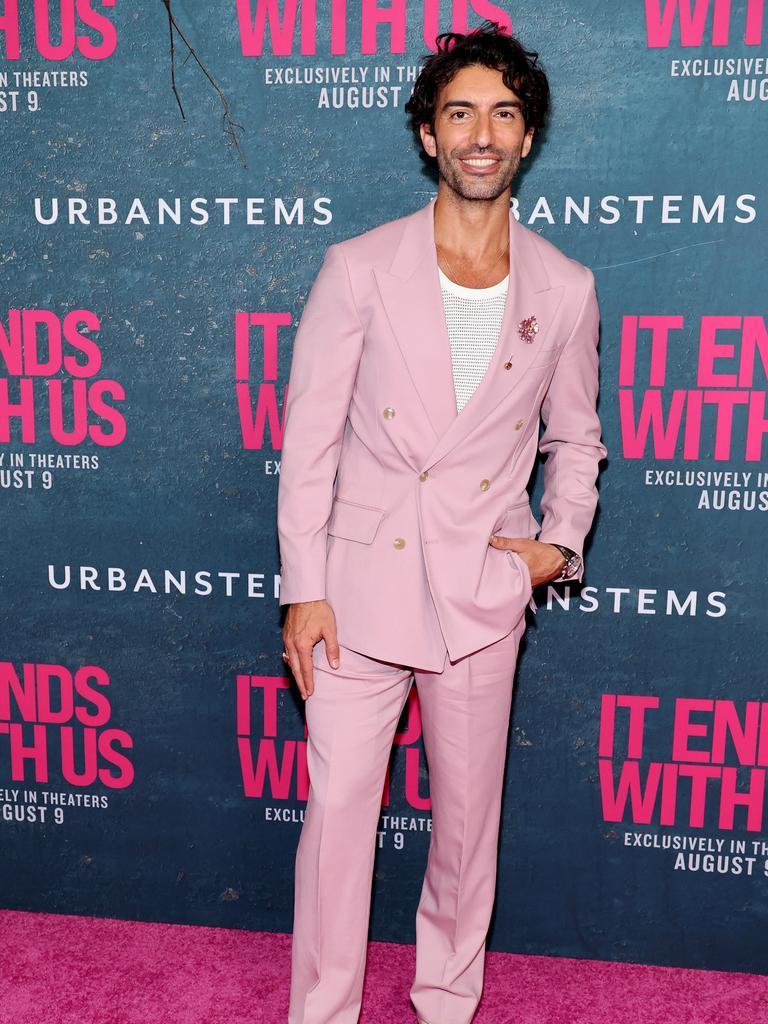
372, 195, 565, 469
373, 199, 458, 443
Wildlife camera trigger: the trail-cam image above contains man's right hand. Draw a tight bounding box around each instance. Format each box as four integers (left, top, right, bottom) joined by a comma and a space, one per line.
282, 599, 340, 700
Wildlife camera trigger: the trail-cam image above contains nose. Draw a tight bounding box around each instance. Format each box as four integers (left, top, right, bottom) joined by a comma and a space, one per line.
468, 109, 494, 149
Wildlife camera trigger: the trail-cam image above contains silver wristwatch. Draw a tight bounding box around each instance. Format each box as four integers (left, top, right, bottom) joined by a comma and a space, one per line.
550, 543, 582, 582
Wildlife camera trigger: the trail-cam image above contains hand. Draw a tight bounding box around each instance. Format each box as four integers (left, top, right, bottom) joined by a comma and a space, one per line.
282, 599, 340, 700
487, 535, 566, 588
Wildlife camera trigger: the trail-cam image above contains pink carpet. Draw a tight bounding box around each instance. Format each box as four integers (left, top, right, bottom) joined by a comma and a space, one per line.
0, 910, 765, 1024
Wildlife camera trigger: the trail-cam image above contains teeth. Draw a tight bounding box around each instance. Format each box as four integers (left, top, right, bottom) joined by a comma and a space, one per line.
463, 159, 497, 167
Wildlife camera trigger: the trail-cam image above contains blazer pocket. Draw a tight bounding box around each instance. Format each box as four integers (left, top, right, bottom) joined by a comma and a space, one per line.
495, 500, 540, 539
327, 497, 386, 544
507, 549, 533, 593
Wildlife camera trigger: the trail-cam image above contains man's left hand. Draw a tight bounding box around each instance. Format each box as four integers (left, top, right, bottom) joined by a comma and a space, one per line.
488, 535, 566, 587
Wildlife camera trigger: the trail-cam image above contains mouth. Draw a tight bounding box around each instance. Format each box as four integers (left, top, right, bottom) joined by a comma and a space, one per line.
459, 156, 502, 175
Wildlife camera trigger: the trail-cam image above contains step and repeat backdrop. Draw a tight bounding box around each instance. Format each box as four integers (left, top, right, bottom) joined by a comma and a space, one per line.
1, 0, 767, 976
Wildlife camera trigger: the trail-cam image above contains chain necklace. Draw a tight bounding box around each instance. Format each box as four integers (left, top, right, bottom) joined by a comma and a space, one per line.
436, 240, 509, 290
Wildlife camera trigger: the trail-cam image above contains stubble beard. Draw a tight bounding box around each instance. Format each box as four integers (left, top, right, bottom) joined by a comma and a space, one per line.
435, 144, 522, 203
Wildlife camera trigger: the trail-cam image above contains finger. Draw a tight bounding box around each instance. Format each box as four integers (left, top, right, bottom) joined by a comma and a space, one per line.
324, 623, 340, 670
285, 640, 307, 700
489, 533, 525, 550
297, 643, 315, 699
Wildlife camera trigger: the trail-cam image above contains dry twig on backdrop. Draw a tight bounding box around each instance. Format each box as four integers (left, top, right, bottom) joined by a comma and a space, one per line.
161, 0, 247, 167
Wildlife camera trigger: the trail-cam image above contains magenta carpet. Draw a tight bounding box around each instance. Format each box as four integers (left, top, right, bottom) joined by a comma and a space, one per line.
0, 910, 765, 1024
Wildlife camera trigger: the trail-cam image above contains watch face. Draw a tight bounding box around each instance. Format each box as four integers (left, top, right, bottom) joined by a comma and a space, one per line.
564, 556, 582, 579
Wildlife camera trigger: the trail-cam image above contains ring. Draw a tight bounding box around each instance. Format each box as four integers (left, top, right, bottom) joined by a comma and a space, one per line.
282, 651, 289, 660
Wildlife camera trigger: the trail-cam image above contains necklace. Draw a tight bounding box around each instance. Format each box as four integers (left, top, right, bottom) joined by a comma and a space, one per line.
436, 238, 516, 369
436, 240, 509, 290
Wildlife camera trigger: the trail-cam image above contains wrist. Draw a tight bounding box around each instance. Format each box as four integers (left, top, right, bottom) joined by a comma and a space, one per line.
550, 544, 567, 569
548, 543, 581, 581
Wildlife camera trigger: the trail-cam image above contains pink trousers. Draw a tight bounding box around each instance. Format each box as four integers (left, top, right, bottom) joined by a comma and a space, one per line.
288, 611, 527, 1024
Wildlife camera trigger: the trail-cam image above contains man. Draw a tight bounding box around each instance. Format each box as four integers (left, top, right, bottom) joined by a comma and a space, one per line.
277, 21, 607, 1024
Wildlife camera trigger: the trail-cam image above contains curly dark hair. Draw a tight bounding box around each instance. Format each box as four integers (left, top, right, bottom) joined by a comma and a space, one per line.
404, 20, 550, 163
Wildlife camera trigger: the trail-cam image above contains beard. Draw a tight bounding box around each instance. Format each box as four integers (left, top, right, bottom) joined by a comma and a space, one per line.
434, 144, 522, 202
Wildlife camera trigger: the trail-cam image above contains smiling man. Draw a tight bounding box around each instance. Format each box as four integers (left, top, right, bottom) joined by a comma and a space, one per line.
277, 20, 608, 1024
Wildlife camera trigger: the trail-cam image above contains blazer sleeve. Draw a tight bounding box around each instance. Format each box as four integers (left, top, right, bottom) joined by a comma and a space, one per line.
277, 242, 365, 605
535, 266, 608, 583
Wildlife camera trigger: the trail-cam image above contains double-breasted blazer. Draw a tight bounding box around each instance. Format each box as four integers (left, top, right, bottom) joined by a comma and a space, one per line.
277, 195, 608, 671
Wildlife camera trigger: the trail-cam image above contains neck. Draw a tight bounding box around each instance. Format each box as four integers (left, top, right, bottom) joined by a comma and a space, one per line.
433, 186, 511, 262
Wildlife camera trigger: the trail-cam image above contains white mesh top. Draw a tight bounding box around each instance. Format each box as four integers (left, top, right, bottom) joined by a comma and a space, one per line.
438, 266, 509, 413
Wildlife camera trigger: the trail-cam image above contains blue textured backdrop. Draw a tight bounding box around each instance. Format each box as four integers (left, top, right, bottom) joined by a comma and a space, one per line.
1, 1, 766, 974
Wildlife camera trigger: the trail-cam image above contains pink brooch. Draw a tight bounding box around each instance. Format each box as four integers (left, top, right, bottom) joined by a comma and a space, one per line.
518, 315, 539, 344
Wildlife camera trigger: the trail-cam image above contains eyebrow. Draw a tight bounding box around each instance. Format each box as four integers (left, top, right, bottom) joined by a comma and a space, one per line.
441, 99, 522, 111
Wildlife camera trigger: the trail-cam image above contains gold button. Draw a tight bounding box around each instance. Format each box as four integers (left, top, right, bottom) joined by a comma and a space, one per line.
383, 407, 396, 419
514, 419, 524, 430
480, 479, 490, 491
419, 471, 429, 481
393, 537, 406, 549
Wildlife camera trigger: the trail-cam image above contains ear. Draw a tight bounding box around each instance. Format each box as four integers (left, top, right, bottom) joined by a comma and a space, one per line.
419, 122, 437, 158
521, 126, 535, 159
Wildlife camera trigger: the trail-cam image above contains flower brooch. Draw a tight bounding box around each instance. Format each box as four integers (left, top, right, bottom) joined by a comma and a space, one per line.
518, 315, 539, 343
504, 314, 540, 369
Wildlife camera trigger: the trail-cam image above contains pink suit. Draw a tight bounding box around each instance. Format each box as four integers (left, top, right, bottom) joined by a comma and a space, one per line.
277, 196, 607, 1024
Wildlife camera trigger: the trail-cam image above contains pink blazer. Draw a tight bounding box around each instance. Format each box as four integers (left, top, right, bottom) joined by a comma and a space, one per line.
277, 196, 608, 671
